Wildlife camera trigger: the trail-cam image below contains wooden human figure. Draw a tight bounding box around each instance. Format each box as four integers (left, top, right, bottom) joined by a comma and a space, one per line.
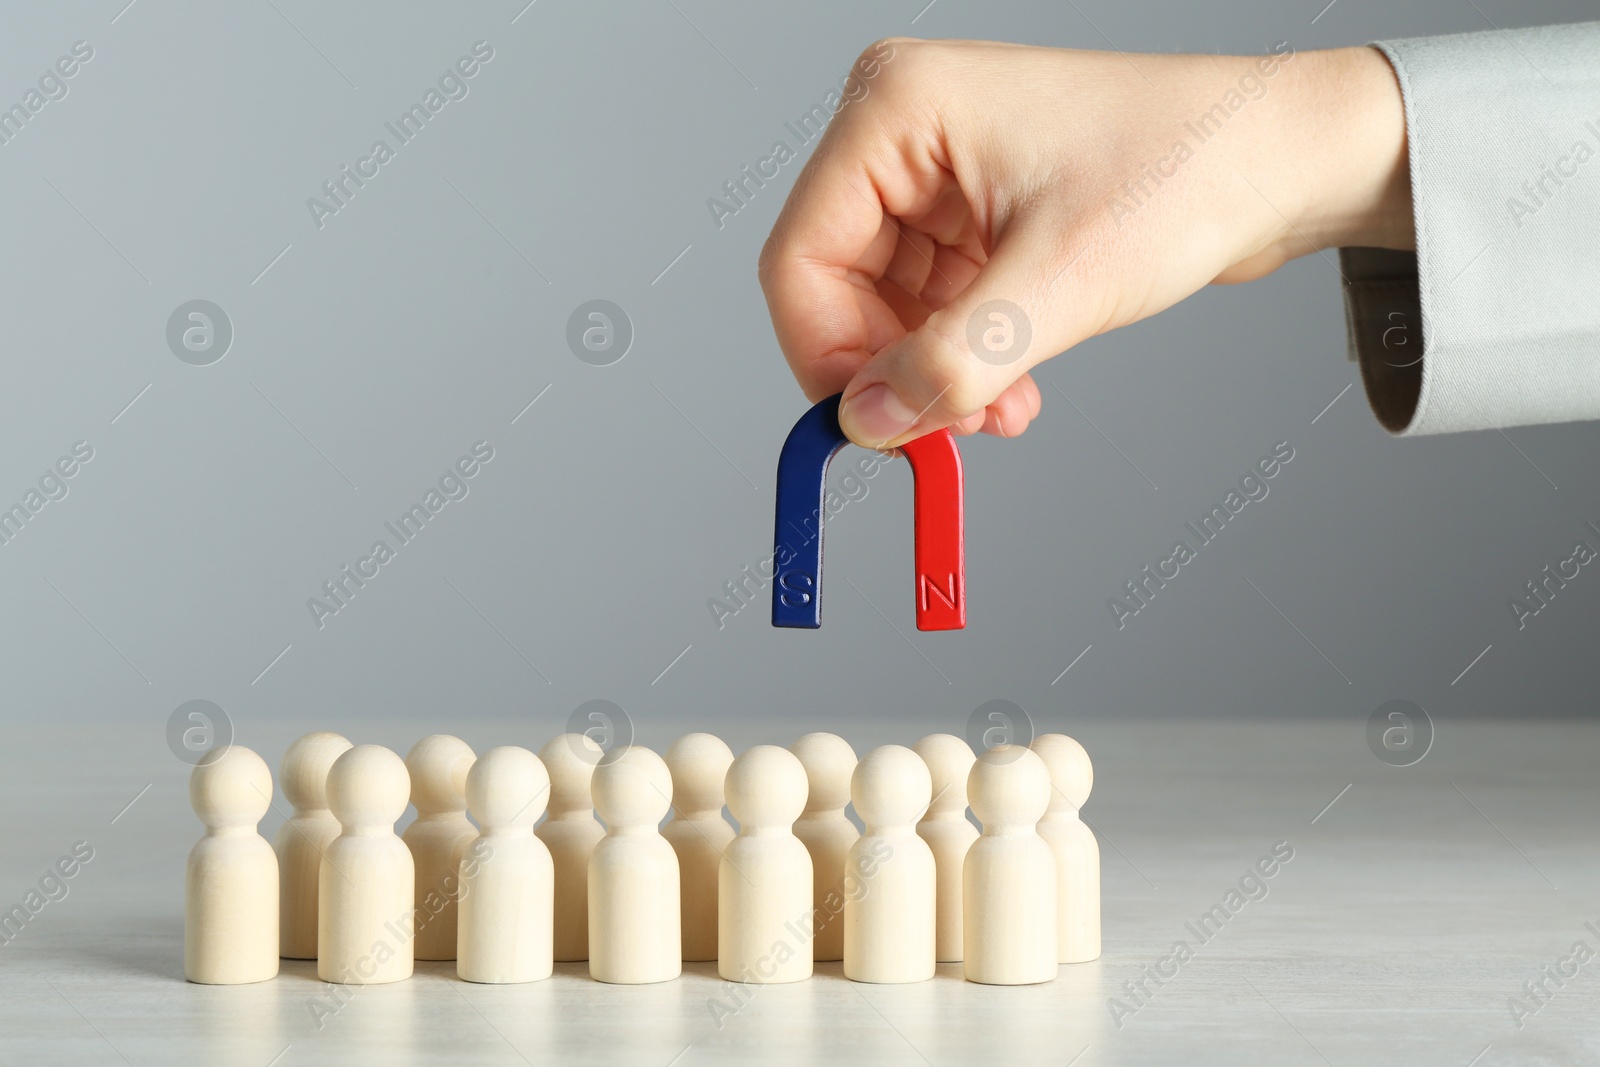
963, 744, 1057, 985
275, 731, 352, 959
844, 745, 936, 983
719, 745, 812, 984
912, 733, 978, 963
403, 734, 477, 961
536, 734, 606, 961
788, 732, 858, 961
663, 733, 735, 962
458, 746, 554, 983
319, 745, 413, 984
588, 746, 680, 984
1032, 734, 1101, 963
186, 745, 278, 984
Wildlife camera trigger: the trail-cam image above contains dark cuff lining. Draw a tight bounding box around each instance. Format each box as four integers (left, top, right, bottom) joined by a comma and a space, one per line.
1340, 247, 1424, 434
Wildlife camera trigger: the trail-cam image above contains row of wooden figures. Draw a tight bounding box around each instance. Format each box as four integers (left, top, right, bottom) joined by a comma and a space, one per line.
186, 731, 1098, 987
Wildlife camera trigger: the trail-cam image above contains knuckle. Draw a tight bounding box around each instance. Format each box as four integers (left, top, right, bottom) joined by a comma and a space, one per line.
851, 37, 919, 95
756, 234, 779, 290
854, 37, 904, 72
756, 226, 802, 296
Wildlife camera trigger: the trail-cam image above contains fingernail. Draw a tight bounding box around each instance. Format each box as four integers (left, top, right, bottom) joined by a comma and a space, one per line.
840, 383, 919, 446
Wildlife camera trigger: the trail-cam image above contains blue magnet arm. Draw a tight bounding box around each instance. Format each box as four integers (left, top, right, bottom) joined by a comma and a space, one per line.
772, 394, 849, 628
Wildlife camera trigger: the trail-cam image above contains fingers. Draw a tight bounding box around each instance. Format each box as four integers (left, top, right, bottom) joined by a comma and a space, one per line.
836, 205, 1093, 448
758, 49, 974, 403
983, 374, 1042, 437
948, 376, 1041, 438
761, 38, 1096, 446
756, 140, 905, 400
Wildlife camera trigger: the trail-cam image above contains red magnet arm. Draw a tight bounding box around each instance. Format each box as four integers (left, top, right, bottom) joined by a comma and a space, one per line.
901, 430, 965, 631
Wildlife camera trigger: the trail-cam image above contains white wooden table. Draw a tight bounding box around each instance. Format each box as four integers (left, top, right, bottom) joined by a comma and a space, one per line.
2, 715, 1593, 1065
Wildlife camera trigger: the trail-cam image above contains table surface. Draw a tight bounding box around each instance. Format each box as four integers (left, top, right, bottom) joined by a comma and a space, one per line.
3, 715, 1596, 1067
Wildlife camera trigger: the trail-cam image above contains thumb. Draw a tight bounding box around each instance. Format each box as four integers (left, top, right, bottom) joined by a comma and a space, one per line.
836, 223, 1090, 449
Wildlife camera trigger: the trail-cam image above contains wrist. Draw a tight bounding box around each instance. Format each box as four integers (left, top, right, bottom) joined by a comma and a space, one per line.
1292, 46, 1414, 251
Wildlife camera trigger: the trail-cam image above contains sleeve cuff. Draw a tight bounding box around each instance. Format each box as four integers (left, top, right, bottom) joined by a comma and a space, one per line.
1340, 247, 1424, 434
1341, 23, 1600, 436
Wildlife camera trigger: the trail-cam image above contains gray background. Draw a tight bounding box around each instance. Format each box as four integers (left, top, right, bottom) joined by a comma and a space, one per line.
1, 0, 1596, 756
5, 4, 1600, 1065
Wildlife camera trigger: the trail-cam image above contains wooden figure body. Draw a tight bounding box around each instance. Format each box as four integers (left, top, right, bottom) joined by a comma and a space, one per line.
1032, 734, 1101, 963
403, 734, 477, 961
663, 733, 735, 962
275, 731, 352, 959
788, 732, 858, 961
719, 745, 812, 984
319, 745, 413, 985
536, 734, 606, 961
186, 745, 278, 984
588, 746, 680, 984
963, 745, 1057, 985
913, 733, 978, 963
458, 746, 554, 983
845, 745, 936, 984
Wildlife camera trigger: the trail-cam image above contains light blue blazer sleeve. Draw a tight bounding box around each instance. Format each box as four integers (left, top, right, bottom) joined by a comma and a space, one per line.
1341, 21, 1600, 434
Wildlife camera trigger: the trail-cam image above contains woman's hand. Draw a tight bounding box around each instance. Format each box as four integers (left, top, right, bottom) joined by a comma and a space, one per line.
758, 38, 1413, 448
